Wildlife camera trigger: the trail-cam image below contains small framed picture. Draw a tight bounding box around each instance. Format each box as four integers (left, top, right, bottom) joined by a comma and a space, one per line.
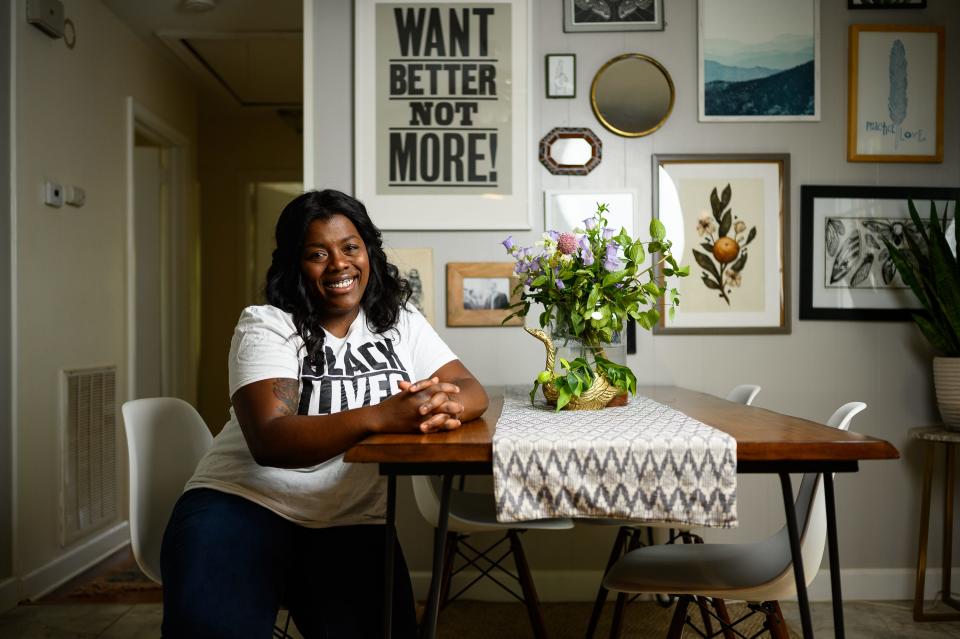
653, 154, 790, 334
849, 0, 925, 8
848, 24, 944, 162
799, 185, 960, 321
564, 0, 663, 32
545, 54, 576, 99
446, 263, 522, 327
384, 247, 435, 325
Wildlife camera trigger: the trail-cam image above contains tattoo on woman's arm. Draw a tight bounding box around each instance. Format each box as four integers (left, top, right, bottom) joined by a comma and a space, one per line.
272, 379, 300, 416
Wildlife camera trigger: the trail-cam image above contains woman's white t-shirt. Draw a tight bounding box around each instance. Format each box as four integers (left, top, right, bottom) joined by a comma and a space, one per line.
186, 304, 457, 527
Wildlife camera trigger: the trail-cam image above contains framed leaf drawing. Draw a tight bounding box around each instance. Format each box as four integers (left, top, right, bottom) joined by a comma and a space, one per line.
653, 154, 790, 334
848, 24, 944, 162
799, 185, 960, 320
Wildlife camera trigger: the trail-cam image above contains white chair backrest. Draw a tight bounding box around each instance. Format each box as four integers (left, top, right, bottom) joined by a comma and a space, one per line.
412, 474, 441, 528
726, 385, 761, 406
794, 401, 866, 587
122, 397, 213, 584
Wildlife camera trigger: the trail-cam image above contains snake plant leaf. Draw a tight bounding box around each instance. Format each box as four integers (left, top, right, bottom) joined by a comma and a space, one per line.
831, 232, 862, 284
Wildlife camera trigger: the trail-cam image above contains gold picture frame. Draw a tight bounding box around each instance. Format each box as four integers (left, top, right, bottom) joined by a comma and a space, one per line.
446, 263, 522, 327
847, 24, 945, 163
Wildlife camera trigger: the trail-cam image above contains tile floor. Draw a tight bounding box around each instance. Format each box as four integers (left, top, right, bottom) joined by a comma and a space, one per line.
1, 599, 960, 638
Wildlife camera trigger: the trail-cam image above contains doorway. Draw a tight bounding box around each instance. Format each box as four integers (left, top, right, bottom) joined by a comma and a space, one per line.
246, 180, 302, 305
125, 98, 193, 402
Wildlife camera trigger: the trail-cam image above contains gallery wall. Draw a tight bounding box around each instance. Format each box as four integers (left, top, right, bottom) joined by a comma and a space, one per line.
307, 0, 960, 599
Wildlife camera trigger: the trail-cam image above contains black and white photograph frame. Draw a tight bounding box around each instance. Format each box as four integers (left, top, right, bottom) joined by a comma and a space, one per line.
446, 262, 523, 327
353, 0, 531, 230
563, 0, 664, 32
545, 54, 576, 98
849, 0, 926, 8
800, 185, 960, 321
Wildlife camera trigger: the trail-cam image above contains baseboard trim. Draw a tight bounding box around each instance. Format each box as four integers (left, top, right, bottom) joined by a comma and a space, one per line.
411, 567, 960, 603
0, 577, 17, 614
18, 521, 130, 601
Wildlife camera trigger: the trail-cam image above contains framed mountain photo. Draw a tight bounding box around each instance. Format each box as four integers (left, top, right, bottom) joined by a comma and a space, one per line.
698, 0, 820, 121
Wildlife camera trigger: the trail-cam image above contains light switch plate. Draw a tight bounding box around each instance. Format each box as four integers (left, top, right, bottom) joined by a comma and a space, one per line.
43, 181, 63, 207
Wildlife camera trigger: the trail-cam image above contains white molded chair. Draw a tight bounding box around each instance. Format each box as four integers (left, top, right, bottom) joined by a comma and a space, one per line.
411, 475, 573, 638
584, 385, 763, 639
123, 397, 290, 638
602, 401, 867, 638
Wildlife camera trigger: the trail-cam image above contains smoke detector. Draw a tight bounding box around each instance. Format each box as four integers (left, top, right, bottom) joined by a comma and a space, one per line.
180, 0, 216, 12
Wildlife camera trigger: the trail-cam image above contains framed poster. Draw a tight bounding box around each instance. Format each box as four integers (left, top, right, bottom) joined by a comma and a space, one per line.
799, 185, 959, 321
563, 0, 663, 32
847, 24, 944, 163
446, 262, 523, 326
354, 0, 530, 230
653, 154, 790, 334
698, 0, 820, 121
383, 247, 435, 325
849, 0, 926, 8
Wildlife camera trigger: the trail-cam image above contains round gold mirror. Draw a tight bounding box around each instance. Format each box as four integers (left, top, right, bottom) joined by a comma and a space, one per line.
590, 54, 675, 137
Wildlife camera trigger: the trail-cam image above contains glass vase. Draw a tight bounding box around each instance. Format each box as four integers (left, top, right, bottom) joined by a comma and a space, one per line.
548, 324, 626, 374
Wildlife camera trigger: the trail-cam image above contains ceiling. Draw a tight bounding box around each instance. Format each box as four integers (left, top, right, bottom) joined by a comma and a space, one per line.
101, 0, 303, 108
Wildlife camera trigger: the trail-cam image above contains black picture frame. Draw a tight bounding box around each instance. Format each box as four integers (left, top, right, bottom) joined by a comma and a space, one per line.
799, 185, 960, 321
564, 0, 664, 32
848, 0, 926, 8
545, 54, 576, 99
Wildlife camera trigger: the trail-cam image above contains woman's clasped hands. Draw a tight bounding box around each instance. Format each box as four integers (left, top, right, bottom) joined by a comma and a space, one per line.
380, 376, 464, 434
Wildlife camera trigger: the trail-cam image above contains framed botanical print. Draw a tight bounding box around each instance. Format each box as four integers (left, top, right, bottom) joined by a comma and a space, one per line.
847, 24, 944, 162
799, 185, 959, 320
653, 154, 790, 334
545, 54, 576, 98
354, 0, 531, 229
698, 0, 820, 121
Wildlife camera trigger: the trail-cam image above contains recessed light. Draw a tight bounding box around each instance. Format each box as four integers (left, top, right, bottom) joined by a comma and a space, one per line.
180, 0, 216, 12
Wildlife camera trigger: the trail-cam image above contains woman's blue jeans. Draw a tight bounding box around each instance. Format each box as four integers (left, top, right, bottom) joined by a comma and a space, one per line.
160, 488, 417, 638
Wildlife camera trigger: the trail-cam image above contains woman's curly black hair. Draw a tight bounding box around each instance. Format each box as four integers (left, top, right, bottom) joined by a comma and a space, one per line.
264, 189, 411, 363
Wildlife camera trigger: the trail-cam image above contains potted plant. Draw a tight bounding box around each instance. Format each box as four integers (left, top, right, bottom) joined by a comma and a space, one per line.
502, 203, 688, 410
883, 199, 960, 430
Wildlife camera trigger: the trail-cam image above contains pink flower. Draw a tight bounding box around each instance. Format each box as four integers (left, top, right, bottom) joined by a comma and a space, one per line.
557, 232, 577, 255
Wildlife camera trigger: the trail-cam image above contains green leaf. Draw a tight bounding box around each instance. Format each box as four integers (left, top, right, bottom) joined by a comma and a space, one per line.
721, 183, 732, 209
603, 269, 628, 287
719, 210, 732, 238
701, 274, 721, 290
745, 227, 757, 246
650, 218, 667, 241
692, 249, 722, 281
730, 252, 748, 273
710, 188, 723, 222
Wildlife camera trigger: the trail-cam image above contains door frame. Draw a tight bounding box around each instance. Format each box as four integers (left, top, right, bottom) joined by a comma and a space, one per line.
124, 98, 190, 401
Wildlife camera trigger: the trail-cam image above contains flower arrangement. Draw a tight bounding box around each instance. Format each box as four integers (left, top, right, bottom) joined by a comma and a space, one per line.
502, 203, 688, 409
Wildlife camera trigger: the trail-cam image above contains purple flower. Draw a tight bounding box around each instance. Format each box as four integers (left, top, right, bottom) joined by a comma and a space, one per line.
514, 260, 528, 274
583, 217, 597, 230
578, 236, 591, 252
547, 230, 560, 241
579, 246, 595, 266
502, 235, 515, 252
603, 243, 621, 271
602, 227, 615, 240
555, 278, 565, 290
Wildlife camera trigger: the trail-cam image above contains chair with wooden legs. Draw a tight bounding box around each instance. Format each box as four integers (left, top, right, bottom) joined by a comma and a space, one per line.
601, 402, 867, 638
583, 385, 762, 639
412, 475, 574, 638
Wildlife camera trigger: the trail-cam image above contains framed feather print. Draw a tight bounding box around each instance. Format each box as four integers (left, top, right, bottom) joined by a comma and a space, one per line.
799, 185, 960, 321
848, 24, 944, 162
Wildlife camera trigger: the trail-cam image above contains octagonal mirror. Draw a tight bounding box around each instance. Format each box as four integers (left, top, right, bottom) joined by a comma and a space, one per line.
591, 54, 675, 137
538, 127, 602, 175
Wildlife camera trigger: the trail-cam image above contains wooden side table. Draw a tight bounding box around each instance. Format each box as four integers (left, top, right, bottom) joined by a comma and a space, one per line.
910, 426, 960, 622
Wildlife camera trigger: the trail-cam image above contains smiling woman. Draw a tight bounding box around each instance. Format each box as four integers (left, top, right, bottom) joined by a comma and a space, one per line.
157, 189, 488, 638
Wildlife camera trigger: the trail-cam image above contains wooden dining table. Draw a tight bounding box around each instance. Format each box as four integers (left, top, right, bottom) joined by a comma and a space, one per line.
344, 386, 900, 639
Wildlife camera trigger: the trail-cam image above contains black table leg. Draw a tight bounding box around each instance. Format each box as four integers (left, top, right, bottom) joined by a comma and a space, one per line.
780, 473, 814, 639
823, 473, 845, 639
420, 474, 454, 639
384, 473, 397, 639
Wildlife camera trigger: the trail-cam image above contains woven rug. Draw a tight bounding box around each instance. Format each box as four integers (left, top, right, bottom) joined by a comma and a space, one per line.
493, 388, 738, 527
37, 554, 162, 604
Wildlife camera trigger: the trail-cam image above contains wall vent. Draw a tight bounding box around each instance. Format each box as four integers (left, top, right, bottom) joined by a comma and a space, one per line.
61, 366, 118, 545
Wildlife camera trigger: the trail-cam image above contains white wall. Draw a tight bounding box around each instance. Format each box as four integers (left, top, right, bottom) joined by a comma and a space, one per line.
12, 0, 198, 598
308, 0, 960, 598
1, 0, 14, 585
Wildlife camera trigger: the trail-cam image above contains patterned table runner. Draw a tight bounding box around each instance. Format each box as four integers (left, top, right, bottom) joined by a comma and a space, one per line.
492, 388, 738, 527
